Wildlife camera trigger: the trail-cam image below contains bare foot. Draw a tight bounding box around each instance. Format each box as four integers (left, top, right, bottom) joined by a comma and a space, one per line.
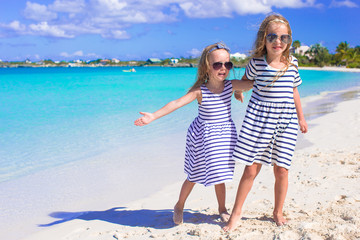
173, 205, 183, 225
220, 211, 230, 222
273, 212, 288, 226
222, 213, 241, 232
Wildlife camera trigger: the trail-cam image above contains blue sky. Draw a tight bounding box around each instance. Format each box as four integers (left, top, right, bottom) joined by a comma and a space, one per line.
0, 0, 359, 61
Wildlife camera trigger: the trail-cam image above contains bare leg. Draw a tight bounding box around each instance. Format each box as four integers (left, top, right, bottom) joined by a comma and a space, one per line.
223, 163, 262, 231
214, 183, 230, 221
273, 164, 288, 226
173, 179, 195, 224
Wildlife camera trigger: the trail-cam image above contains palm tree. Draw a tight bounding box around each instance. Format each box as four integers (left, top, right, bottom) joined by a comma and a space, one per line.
306, 43, 331, 67
336, 41, 349, 53
345, 48, 360, 65
292, 40, 301, 50
355, 46, 360, 54
335, 41, 350, 65
292, 40, 301, 56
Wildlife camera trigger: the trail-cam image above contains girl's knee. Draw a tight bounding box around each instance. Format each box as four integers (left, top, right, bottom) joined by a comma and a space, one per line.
215, 183, 225, 187
214, 183, 225, 190
185, 179, 196, 185
243, 165, 260, 179
274, 166, 288, 179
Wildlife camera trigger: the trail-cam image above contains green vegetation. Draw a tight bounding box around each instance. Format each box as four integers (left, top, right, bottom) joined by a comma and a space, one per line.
334, 42, 360, 68
292, 40, 301, 50
230, 57, 248, 68
293, 41, 360, 68
0, 41, 359, 68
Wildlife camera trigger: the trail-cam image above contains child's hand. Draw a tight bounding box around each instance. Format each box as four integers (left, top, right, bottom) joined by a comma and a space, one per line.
234, 91, 244, 103
299, 119, 308, 133
134, 112, 154, 126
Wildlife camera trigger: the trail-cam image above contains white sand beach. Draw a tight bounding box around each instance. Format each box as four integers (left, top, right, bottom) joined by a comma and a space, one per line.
299, 66, 360, 73
17, 87, 360, 240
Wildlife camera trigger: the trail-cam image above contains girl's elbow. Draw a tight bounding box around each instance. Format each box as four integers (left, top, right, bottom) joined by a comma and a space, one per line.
170, 99, 185, 110
243, 81, 253, 91
169, 100, 180, 108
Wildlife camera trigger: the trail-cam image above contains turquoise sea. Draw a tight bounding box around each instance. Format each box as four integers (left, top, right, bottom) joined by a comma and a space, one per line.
1, 67, 359, 183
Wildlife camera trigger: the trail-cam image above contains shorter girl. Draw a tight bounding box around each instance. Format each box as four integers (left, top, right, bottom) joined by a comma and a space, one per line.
223, 14, 308, 231
134, 42, 252, 224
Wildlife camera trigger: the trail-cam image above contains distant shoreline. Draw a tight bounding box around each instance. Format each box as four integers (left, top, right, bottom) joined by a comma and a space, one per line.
2, 64, 360, 72
0, 64, 195, 69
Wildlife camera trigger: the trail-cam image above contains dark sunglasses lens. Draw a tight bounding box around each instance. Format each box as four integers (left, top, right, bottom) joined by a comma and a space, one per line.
266, 34, 277, 43
212, 62, 222, 70
267, 34, 291, 44
281, 35, 291, 44
225, 62, 233, 70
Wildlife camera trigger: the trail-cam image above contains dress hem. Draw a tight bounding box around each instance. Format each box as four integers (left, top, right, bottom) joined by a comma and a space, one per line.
235, 159, 291, 170
185, 175, 234, 187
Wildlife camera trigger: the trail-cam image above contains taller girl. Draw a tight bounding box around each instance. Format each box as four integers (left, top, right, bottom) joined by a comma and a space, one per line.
224, 13, 308, 231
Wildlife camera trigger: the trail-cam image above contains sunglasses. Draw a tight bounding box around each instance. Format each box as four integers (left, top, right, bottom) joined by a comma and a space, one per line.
212, 61, 233, 70
266, 33, 292, 44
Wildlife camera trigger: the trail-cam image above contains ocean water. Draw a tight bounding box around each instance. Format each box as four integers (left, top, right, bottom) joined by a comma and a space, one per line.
0, 67, 359, 183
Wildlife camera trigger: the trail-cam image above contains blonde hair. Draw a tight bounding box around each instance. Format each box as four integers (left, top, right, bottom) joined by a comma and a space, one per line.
253, 13, 292, 62
189, 42, 230, 92
252, 13, 295, 86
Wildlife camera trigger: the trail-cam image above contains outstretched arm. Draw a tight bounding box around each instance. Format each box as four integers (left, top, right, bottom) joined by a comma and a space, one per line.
134, 88, 200, 126
231, 75, 253, 102
293, 87, 308, 133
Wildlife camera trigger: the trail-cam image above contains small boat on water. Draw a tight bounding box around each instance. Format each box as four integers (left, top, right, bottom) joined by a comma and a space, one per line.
122, 68, 136, 72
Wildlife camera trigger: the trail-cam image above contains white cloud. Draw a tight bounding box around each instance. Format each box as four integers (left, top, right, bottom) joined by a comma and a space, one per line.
330, 0, 358, 8
179, 0, 322, 17
188, 48, 202, 57
0, 21, 27, 36
89, 0, 178, 23
73, 50, 84, 56
0, 0, 341, 40
102, 29, 131, 39
265, 0, 322, 9
50, 0, 86, 13
60, 50, 84, 58
8, 21, 27, 31
59, 51, 101, 60
94, 0, 128, 12
228, 0, 272, 15
179, 1, 232, 18
118, 11, 148, 23
29, 22, 74, 38
163, 51, 173, 57
23, 1, 58, 21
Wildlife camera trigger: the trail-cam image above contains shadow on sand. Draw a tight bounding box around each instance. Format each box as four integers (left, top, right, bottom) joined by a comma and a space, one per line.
39, 207, 220, 229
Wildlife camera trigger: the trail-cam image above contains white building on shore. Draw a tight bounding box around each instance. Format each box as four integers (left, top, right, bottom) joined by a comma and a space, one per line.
231, 52, 247, 60
295, 45, 310, 55
170, 58, 179, 64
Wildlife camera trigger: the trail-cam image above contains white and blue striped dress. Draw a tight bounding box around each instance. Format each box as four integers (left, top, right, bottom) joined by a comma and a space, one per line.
184, 80, 237, 186
233, 56, 302, 169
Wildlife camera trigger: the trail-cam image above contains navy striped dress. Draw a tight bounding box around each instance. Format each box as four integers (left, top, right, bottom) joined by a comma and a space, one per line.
233, 56, 302, 169
184, 80, 237, 186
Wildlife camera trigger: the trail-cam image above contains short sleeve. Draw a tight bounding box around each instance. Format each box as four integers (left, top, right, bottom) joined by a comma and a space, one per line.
245, 58, 257, 81
292, 57, 302, 87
